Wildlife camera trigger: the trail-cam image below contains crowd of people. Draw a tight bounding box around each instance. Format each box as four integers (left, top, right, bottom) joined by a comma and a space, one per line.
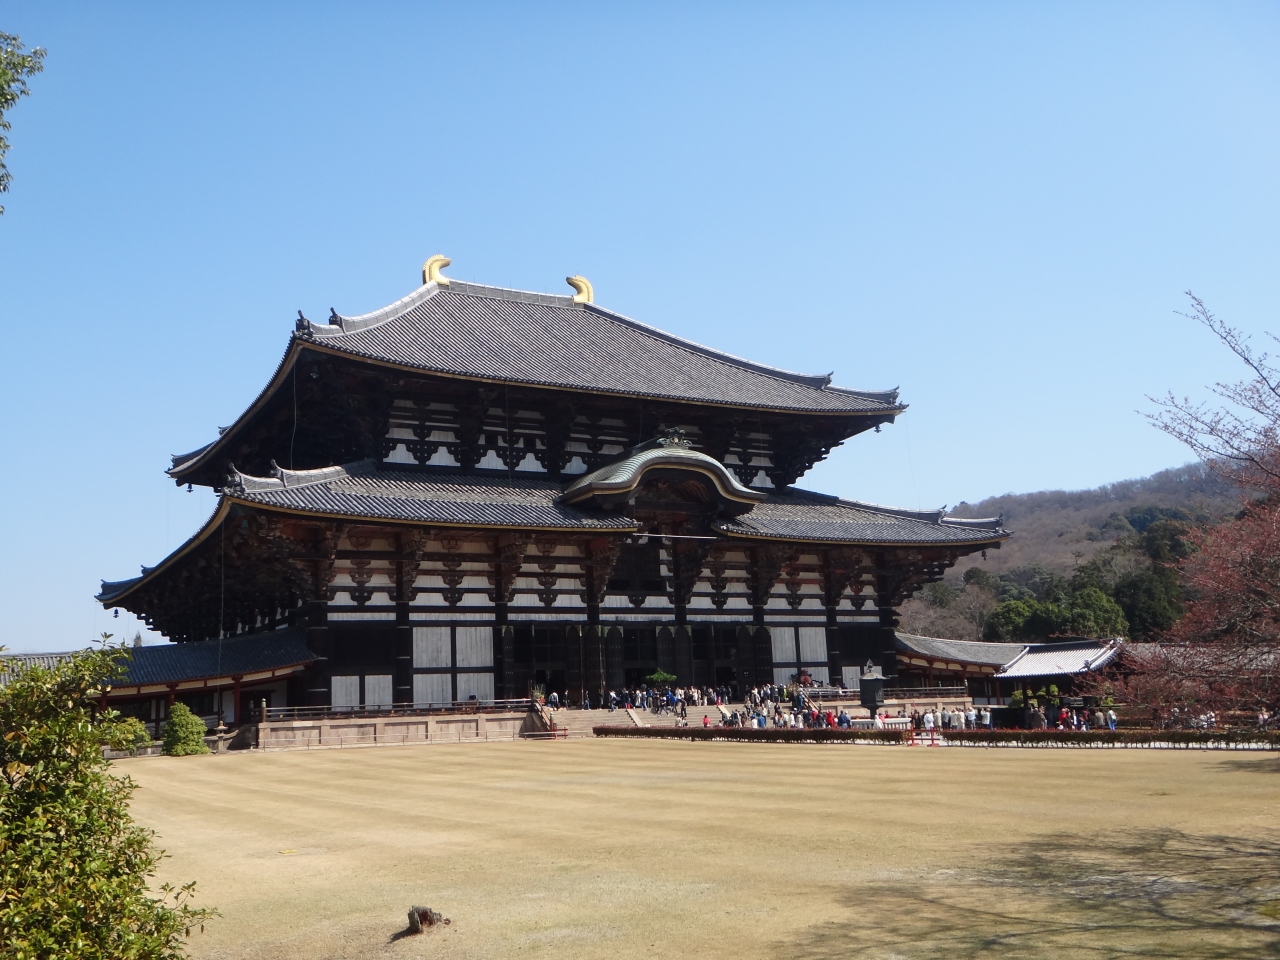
541, 682, 1126, 734
1019, 705, 1118, 731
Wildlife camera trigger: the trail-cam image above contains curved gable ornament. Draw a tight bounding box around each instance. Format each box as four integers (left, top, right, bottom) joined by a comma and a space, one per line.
558, 430, 765, 516
566, 275, 593, 304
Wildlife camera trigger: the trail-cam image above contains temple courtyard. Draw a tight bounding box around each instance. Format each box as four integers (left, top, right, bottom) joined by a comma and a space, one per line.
120, 740, 1280, 960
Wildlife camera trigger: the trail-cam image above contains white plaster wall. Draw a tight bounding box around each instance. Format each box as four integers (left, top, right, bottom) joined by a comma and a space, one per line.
456, 626, 493, 667
457, 673, 495, 702
413, 627, 451, 667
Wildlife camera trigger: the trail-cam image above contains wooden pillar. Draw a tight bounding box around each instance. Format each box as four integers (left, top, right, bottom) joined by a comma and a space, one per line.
232, 675, 243, 725
656, 625, 675, 675
303, 598, 331, 707
566, 624, 584, 704
395, 603, 413, 708
674, 625, 693, 685
826, 603, 843, 688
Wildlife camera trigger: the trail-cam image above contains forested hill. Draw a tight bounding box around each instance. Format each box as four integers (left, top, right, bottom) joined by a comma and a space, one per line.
946, 462, 1239, 578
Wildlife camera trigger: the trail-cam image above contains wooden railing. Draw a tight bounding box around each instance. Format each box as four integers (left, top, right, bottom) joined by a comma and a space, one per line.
883, 686, 969, 700
262, 698, 533, 723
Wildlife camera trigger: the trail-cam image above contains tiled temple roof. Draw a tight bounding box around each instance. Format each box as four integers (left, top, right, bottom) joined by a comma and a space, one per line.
716, 488, 1007, 546
997, 639, 1124, 679
0, 630, 316, 687
894, 632, 1019, 667
100, 461, 1006, 608
297, 280, 903, 414
227, 460, 640, 531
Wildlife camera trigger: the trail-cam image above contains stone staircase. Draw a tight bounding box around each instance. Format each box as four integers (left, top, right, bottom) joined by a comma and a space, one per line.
537, 702, 754, 738
541, 708, 632, 738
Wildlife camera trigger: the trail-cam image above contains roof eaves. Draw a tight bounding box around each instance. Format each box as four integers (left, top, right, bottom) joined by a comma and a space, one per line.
167, 339, 304, 482
97, 498, 234, 606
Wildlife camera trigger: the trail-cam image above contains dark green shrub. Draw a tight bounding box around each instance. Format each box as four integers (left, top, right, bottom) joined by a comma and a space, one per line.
162, 703, 209, 757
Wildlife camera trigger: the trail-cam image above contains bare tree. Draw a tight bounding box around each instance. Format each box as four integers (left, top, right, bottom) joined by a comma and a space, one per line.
1149, 293, 1280, 490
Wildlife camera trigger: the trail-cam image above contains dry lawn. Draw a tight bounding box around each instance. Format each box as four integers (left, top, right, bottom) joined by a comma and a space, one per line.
119, 740, 1280, 960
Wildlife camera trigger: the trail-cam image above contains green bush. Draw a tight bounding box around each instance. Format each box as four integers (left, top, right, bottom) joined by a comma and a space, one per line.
108, 715, 153, 752
0, 640, 215, 958
592, 725, 911, 744
162, 703, 210, 756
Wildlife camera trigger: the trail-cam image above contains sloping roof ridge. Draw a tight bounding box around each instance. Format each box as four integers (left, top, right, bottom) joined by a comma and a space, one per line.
790, 489, 1003, 529
583, 303, 842, 391
1023, 636, 1123, 650
896, 630, 1018, 650
782, 487, 948, 524
446, 279, 579, 308
313, 282, 443, 336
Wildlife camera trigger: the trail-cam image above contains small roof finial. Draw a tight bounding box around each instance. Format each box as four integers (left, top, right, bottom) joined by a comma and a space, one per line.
423, 254, 451, 287
566, 275, 593, 304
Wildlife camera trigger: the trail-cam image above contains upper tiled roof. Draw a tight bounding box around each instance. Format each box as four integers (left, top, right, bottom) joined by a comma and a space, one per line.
0, 630, 316, 688
894, 632, 1019, 667
226, 460, 640, 531
997, 639, 1124, 679
298, 280, 903, 414
715, 488, 1008, 546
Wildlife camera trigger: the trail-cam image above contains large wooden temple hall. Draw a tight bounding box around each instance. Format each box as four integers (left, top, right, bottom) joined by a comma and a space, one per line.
98, 257, 1008, 719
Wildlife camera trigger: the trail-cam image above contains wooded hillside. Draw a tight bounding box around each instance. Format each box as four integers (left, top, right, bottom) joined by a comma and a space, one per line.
946, 462, 1238, 581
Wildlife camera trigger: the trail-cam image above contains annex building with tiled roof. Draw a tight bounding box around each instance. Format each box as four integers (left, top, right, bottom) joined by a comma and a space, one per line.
98, 257, 1008, 723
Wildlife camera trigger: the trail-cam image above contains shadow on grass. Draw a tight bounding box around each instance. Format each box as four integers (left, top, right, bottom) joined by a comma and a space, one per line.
1216, 754, 1280, 774
791, 829, 1280, 960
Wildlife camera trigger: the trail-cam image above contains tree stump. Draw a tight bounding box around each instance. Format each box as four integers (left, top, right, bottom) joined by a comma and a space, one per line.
407, 905, 450, 934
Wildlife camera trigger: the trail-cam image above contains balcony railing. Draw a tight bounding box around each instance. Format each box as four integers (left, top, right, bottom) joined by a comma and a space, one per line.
883, 686, 969, 700
261, 698, 533, 723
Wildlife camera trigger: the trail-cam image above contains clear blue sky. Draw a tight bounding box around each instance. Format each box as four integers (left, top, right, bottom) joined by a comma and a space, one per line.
2, 3, 1278, 652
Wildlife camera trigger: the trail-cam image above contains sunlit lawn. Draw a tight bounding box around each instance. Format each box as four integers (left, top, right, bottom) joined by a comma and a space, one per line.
120, 740, 1280, 960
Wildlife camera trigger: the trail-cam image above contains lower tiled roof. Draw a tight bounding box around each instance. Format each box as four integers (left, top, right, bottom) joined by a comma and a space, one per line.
1, 630, 316, 689
112, 629, 317, 686
997, 639, 1123, 679
716, 489, 1008, 546
228, 460, 639, 531
894, 632, 1020, 667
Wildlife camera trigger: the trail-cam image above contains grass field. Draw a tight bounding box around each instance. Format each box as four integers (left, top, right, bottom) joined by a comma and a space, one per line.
119, 740, 1280, 960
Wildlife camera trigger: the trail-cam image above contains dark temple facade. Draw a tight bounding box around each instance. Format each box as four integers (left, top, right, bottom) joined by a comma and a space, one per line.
99, 258, 1008, 712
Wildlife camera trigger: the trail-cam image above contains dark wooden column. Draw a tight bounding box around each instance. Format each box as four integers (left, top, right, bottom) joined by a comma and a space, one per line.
605, 626, 625, 690
657, 625, 675, 675
669, 538, 710, 686
746, 545, 789, 688
821, 550, 859, 690
490, 532, 530, 700
674, 626, 693, 684
566, 624, 584, 704
302, 599, 330, 706
395, 531, 428, 707
582, 537, 623, 697
302, 522, 342, 707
